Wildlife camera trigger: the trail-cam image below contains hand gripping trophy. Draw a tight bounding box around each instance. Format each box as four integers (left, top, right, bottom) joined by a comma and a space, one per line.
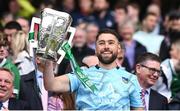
28, 8, 97, 92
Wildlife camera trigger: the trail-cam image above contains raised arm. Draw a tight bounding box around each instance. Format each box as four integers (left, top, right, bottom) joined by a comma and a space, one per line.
43, 60, 70, 92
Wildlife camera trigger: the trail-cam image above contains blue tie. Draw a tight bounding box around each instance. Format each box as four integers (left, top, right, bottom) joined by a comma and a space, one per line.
0, 101, 3, 110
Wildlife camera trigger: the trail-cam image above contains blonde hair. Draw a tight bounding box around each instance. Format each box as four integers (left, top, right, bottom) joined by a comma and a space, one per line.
11, 31, 29, 58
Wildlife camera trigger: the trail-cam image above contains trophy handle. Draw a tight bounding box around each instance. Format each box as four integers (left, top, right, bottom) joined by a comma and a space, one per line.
57, 27, 76, 64
29, 17, 41, 57
67, 27, 76, 46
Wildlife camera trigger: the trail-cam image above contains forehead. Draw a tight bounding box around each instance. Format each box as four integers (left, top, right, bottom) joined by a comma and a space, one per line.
115, 8, 126, 13
87, 25, 98, 30
146, 15, 157, 20
97, 33, 118, 42
144, 60, 160, 67
121, 23, 134, 29
0, 70, 13, 79
4, 29, 17, 34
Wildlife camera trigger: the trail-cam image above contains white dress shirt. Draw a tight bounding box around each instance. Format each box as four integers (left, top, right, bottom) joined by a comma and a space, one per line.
36, 70, 48, 110
1, 100, 9, 110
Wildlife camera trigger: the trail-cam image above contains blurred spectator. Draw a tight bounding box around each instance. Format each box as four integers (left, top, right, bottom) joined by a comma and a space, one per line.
16, 17, 30, 35
0, 68, 29, 110
8, 0, 20, 17
33, 0, 54, 18
93, 0, 115, 29
61, 0, 75, 13
48, 92, 75, 110
71, 26, 95, 64
141, 12, 158, 33
58, 26, 95, 74
82, 55, 99, 67
127, 2, 140, 25
114, 2, 128, 31
118, 19, 147, 72
71, 0, 95, 26
133, 12, 164, 54
147, 3, 162, 35
0, 33, 9, 60
115, 42, 125, 67
8, 0, 36, 19
10, 31, 35, 75
0, 12, 14, 27
86, 23, 99, 50
159, 10, 180, 61
0, 32, 20, 99
153, 39, 180, 99
135, 53, 168, 110
4, 21, 22, 45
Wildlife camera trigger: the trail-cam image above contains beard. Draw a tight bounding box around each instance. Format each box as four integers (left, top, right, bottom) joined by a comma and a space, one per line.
97, 50, 117, 64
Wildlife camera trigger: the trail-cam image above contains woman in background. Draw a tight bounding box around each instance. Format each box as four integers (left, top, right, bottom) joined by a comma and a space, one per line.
11, 31, 35, 75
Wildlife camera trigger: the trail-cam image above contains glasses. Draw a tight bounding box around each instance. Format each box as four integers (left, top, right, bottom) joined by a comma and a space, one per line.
140, 64, 161, 76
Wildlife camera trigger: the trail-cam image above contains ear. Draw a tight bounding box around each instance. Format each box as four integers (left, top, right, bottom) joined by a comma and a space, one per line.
35, 56, 40, 64
95, 47, 97, 55
135, 64, 141, 74
118, 43, 121, 49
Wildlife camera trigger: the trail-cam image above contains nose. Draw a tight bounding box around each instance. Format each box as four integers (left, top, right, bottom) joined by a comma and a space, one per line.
0, 80, 6, 87
0, 46, 4, 51
104, 42, 110, 49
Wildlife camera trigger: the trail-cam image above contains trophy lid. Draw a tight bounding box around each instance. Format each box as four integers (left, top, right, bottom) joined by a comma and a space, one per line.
42, 8, 72, 20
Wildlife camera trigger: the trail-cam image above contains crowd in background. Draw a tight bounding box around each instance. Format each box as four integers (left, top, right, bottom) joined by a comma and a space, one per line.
0, 0, 179, 110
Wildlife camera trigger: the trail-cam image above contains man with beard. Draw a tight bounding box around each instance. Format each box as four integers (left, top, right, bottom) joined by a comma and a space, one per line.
42, 29, 143, 110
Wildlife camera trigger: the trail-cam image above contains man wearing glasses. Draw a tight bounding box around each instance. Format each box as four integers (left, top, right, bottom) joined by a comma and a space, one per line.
135, 52, 168, 110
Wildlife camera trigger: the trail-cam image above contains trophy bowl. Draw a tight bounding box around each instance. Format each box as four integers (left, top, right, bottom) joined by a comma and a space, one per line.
36, 8, 73, 61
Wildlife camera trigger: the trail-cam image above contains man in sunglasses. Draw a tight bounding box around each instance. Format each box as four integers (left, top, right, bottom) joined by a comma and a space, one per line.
135, 52, 168, 110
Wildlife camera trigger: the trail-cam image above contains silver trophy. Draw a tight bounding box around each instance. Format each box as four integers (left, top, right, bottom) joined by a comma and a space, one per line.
28, 9, 97, 92
35, 8, 75, 63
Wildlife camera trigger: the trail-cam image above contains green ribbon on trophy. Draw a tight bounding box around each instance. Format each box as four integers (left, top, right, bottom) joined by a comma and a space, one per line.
61, 41, 98, 93
28, 32, 34, 41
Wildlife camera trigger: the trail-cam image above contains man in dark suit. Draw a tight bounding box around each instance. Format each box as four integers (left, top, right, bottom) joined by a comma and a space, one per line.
19, 54, 52, 110
135, 53, 168, 110
0, 67, 29, 110
19, 70, 43, 110
8, 98, 29, 110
